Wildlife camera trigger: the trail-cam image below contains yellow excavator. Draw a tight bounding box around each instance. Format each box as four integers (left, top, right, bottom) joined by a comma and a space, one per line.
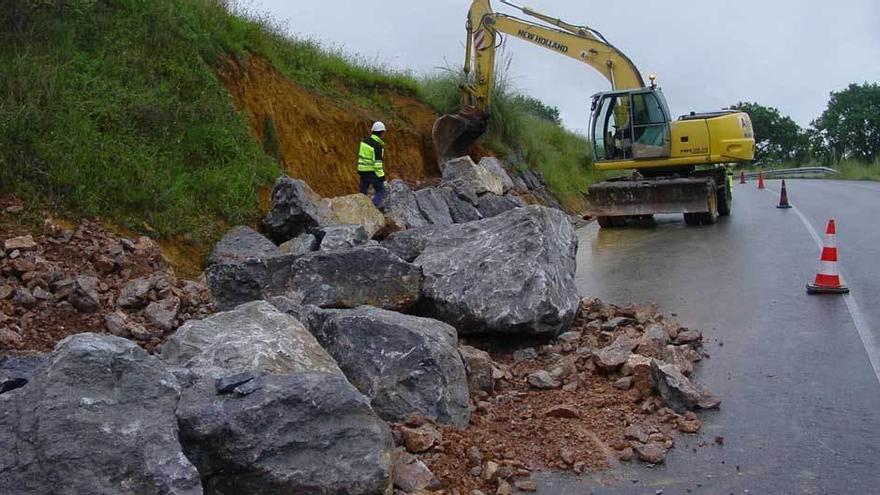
433, 0, 755, 226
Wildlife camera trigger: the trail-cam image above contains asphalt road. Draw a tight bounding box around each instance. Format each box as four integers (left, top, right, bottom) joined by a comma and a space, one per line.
536, 179, 880, 494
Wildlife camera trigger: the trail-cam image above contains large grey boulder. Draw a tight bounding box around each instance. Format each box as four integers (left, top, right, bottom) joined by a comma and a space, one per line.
0, 334, 202, 495
413, 205, 579, 337
263, 176, 336, 244
379, 180, 429, 230
319, 224, 370, 251
0, 354, 46, 395
315, 306, 470, 426
440, 187, 483, 223
161, 300, 341, 378
177, 372, 393, 495
286, 246, 422, 311
441, 156, 503, 204
279, 232, 319, 256
206, 226, 280, 267
205, 253, 294, 311
479, 157, 515, 193
477, 193, 525, 218
381, 225, 447, 263
414, 187, 454, 226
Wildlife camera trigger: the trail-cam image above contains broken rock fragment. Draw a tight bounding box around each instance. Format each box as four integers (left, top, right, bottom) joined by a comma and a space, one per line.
651, 360, 721, 413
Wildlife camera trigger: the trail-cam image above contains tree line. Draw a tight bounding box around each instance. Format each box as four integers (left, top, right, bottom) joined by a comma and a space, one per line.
731, 82, 880, 166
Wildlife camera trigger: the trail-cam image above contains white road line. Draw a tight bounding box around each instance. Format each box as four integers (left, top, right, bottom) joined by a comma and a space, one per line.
764, 186, 880, 385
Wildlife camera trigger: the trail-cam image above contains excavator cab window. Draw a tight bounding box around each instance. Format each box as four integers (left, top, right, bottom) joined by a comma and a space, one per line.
592, 94, 632, 161
592, 90, 671, 162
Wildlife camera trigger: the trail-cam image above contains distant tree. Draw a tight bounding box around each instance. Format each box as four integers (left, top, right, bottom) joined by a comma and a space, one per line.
511, 94, 561, 124
811, 83, 880, 162
730, 102, 806, 165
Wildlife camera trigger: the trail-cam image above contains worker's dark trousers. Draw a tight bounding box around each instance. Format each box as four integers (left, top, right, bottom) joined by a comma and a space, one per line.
359, 172, 385, 207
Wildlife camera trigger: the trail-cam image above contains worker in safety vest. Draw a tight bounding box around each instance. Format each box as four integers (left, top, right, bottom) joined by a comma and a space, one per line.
358, 122, 387, 206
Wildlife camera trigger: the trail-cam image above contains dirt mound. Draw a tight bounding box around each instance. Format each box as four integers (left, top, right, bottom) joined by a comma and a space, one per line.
218, 57, 442, 198
398, 298, 713, 493
0, 197, 212, 354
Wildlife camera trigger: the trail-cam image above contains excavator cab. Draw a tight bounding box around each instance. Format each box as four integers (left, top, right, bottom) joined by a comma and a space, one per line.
590, 88, 672, 163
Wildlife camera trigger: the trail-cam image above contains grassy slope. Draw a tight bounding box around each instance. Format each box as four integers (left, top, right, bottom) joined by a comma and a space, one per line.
1, 0, 599, 244
742, 159, 880, 181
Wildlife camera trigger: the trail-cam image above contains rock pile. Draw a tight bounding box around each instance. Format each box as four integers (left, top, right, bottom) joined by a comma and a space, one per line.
0, 211, 211, 353
404, 298, 719, 494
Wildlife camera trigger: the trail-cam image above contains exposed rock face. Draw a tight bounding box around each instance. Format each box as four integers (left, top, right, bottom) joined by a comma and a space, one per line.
441, 156, 503, 204
440, 187, 483, 223
206, 226, 280, 267
177, 372, 393, 495
279, 232, 319, 256
411, 206, 579, 336
263, 176, 336, 243
205, 253, 293, 311
161, 301, 341, 378
651, 360, 721, 413
379, 179, 429, 230
477, 193, 525, 219
0, 334, 202, 495
329, 193, 387, 238
314, 306, 469, 426
319, 224, 370, 251
414, 187, 454, 226
287, 246, 422, 311
478, 157, 515, 193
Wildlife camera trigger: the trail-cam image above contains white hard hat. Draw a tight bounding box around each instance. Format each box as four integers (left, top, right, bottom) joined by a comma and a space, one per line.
371, 121, 386, 133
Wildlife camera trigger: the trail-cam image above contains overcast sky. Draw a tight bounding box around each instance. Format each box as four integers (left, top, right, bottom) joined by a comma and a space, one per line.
245, 0, 880, 134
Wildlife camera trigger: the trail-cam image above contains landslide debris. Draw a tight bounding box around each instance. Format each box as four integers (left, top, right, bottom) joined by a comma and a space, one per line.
394, 298, 718, 494
0, 197, 212, 354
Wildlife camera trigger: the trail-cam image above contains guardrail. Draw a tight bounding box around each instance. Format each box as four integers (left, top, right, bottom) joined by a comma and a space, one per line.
744, 167, 839, 179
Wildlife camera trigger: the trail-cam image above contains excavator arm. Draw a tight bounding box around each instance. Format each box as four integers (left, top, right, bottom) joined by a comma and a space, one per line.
433, 0, 646, 160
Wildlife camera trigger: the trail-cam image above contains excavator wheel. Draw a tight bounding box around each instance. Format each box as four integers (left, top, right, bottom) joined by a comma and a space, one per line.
718, 181, 732, 216
683, 213, 702, 226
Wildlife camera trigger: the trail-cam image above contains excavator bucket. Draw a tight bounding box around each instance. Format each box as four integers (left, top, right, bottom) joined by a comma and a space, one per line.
432, 111, 488, 163
588, 177, 714, 217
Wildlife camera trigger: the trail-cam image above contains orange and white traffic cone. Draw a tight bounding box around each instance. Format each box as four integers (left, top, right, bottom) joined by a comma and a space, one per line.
807, 219, 849, 294
758, 171, 765, 190
777, 180, 792, 209
740, 171, 746, 184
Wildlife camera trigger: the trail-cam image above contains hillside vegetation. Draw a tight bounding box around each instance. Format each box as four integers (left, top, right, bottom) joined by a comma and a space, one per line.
0, 0, 598, 243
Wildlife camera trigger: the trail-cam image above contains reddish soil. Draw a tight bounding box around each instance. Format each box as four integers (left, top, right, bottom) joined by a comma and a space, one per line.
218, 56, 443, 198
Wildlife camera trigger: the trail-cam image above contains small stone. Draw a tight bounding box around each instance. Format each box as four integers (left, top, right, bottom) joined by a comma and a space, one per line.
513, 347, 538, 362
633, 443, 667, 464
562, 381, 579, 392
8, 249, 20, 259
92, 254, 117, 274
559, 447, 576, 465
617, 447, 635, 462
678, 416, 702, 433
4, 235, 37, 251
128, 321, 153, 341
514, 480, 538, 492
0, 285, 14, 300
144, 296, 180, 332
470, 466, 483, 477
467, 446, 483, 466
623, 424, 649, 443
496, 480, 512, 495
13, 287, 37, 308
0, 326, 23, 348
400, 424, 442, 453
527, 370, 560, 389
602, 316, 634, 331
543, 404, 580, 419
472, 491, 487, 495
117, 278, 151, 308
614, 376, 634, 390
69, 275, 100, 313
104, 311, 132, 337
557, 331, 581, 343
483, 461, 500, 481
674, 329, 703, 345
394, 449, 441, 493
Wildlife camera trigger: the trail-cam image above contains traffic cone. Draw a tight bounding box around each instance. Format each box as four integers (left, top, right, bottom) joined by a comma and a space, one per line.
757, 171, 765, 189
740, 171, 746, 184
777, 180, 792, 209
807, 219, 849, 294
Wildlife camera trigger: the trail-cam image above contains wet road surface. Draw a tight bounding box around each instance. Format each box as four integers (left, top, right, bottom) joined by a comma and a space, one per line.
536, 180, 880, 494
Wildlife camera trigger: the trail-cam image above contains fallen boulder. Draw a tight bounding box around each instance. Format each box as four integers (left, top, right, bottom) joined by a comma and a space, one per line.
0, 334, 202, 495
161, 300, 341, 378
651, 360, 721, 413
205, 253, 293, 311
415, 187, 454, 226
379, 179, 429, 230
287, 246, 422, 311
441, 156, 503, 204
440, 187, 483, 223
328, 193, 387, 238
477, 193, 525, 219
279, 232, 319, 256
206, 225, 280, 267
381, 225, 447, 263
318, 224, 370, 251
263, 176, 336, 243
315, 306, 469, 426
479, 157, 515, 193
413, 205, 579, 337
177, 372, 393, 495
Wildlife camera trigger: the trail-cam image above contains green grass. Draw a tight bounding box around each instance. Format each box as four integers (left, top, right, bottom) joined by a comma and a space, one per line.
741, 159, 880, 181
0, 0, 424, 242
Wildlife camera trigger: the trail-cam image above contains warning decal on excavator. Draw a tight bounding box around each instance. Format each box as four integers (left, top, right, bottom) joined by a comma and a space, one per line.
474, 29, 491, 51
